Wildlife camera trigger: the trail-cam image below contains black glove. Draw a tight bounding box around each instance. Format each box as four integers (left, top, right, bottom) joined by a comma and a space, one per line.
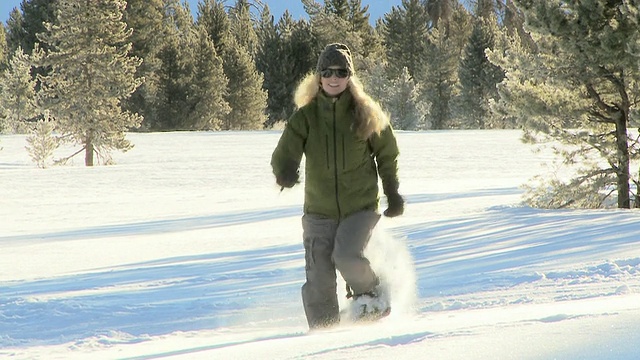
276, 159, 299, 189
384, 192, 405, 217
383, 181, 404, 217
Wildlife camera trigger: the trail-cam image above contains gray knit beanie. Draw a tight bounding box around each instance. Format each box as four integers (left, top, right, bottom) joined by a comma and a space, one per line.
316, 43, 355, 75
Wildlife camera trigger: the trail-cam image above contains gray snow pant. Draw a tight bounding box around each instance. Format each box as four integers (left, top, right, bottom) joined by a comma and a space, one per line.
300, 210, 381, 329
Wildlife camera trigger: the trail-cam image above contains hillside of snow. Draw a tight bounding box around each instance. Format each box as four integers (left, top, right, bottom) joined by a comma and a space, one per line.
1, 130, 639, 359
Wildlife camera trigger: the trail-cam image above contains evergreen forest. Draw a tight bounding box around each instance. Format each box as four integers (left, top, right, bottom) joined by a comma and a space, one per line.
1, 0, 640, 210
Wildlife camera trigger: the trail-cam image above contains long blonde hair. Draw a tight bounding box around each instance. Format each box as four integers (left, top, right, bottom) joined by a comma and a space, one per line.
293, 72, 390, 139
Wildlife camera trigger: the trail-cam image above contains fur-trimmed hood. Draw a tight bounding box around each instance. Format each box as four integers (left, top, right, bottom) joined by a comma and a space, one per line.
293, 72, 390, 140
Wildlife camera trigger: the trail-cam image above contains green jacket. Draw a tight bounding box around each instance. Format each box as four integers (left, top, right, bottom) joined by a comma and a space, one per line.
271, 90, 400, 220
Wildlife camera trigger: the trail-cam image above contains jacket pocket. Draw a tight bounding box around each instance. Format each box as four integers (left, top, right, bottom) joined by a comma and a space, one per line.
341, 134, 369, 171
304, 237, 315, 270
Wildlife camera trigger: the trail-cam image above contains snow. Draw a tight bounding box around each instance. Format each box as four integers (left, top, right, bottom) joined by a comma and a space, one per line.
1, 129, 640, 359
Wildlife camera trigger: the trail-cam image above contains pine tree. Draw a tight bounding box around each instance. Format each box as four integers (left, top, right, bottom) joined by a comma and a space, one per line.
199, 0, 267, 129
197, 0, 266, 129
360, 60, 391, 105
423, 27, 456, 129
502, 0, 535, 51
456, 14, 504, 128
489, 0, 640, 208
361, 63, 427, 130
221, 36, 267, 130
478, 0, 498, 18
0, 24, 10, 135
0, 46, 38, 134
256, 8, 317, 126
188, 24, 230, 130
302, 0, 385, 74
229, 0, 259, 57
326, 0, 350, 18
38, 0, 142, 166
256, 7, 287, 126
284, 16, 317, 88
302, 0, 323, 18
5, 0, 57, 95
347, 0, 369, 31
155, 1, 230, 131
25, 111, 57, 168
346, 0, 383, 60
425, 0, 453, 31
302, 0, 362, 60
0, 24, 9, 71
123, 0, 165, 131
197, 0, 231, 57
387, 67, 429, 130
381, 0, 430, 79
6, 0, 57, 55
5, 9, 24, 54
154, 0, 197, 130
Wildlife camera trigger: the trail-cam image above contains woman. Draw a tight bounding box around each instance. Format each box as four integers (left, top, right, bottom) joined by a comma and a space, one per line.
271, 43, 404, 329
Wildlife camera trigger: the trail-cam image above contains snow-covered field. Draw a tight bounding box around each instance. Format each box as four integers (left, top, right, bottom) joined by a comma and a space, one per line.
1, 130, 640, 359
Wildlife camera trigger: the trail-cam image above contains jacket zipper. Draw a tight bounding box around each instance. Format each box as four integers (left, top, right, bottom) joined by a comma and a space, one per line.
332, 102, 341, 219
342, 136, 346, 170
325, 135, 330, 169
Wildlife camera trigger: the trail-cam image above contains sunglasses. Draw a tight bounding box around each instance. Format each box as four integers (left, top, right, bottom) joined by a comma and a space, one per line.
320, 68, 350, 78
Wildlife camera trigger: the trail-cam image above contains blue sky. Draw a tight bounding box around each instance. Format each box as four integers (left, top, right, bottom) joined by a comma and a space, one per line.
0, 1, 19, 23
1, 1, 400, 25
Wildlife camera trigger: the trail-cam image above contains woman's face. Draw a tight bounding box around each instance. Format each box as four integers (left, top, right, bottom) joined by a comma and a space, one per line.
320, 66, 350, 97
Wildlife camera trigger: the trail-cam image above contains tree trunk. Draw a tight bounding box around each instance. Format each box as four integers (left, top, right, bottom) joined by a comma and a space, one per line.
615, 114, 630, 208
85, 136, 94, 167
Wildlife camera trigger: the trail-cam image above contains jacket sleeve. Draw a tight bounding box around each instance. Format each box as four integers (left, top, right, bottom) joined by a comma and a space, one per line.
369, 125, 400, 194
271, 110, 308, 180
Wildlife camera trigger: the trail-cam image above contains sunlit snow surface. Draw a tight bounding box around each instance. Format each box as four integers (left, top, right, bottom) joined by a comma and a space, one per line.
1, 130, 639, 359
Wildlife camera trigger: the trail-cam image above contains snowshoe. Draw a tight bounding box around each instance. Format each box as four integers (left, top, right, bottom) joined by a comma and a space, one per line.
349, 289, 391, 322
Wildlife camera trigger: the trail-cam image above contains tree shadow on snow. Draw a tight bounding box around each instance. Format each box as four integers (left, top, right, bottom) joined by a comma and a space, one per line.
304, 330, 435, 358
0, 205, 303, 245
393, 202, 640, 299
119, 332, 307, 360
0, 244, 306, 347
